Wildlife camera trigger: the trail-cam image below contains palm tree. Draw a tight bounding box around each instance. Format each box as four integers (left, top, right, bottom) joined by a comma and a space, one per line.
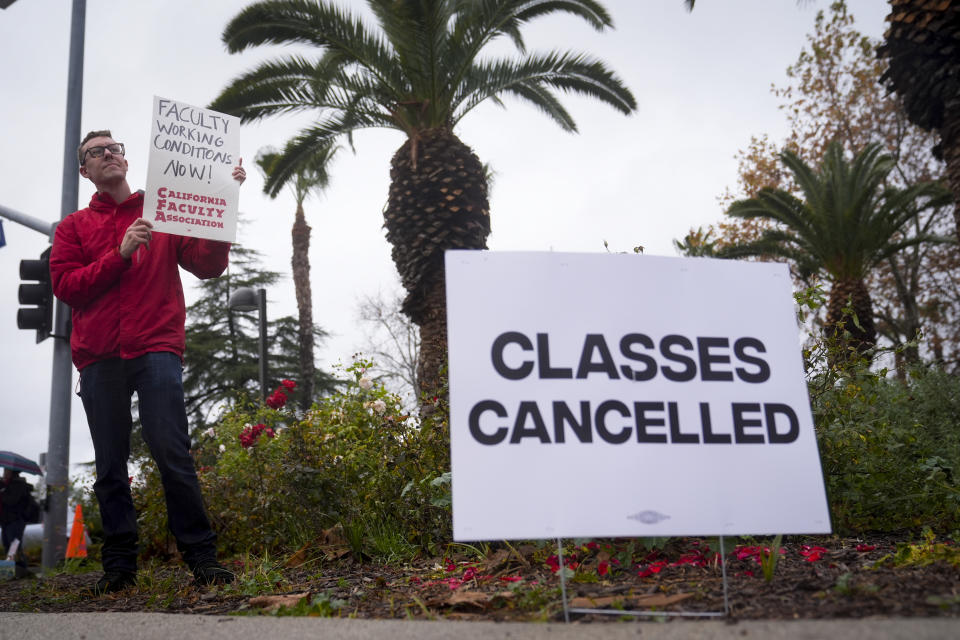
673, 226, 718, 257
724, 141, 950, 361
209, 0, 636, 399
255, 144, 337, 411
878, 0, 960, 243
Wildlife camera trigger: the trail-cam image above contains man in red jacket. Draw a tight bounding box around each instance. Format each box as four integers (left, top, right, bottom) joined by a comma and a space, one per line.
50, 130, 246, 594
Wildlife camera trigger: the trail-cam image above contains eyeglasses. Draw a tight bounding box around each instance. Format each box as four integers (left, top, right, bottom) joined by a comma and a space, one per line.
81, 143, 125, 165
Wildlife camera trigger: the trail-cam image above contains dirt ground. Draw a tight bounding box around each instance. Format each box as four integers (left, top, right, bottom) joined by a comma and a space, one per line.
2, 534, 958, 621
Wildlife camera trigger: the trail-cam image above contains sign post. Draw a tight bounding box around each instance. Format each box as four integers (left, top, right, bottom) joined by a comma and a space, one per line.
446, 250, 831, 618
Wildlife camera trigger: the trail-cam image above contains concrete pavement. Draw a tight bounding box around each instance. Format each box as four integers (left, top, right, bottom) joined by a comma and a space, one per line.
1, 612, 957, 640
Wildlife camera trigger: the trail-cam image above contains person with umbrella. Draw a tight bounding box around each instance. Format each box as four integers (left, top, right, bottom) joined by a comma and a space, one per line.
1, 453, 41, 579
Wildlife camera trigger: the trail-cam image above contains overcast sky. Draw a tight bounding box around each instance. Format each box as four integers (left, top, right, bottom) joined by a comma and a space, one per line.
0, 1, 888, 481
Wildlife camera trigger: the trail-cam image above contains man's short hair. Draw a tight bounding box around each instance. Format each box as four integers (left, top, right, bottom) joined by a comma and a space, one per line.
78, 130, 113, 166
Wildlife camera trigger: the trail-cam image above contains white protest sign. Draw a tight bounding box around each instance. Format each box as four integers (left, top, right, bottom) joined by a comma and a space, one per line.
143, 96, 240, 242
446, 251, 831, 540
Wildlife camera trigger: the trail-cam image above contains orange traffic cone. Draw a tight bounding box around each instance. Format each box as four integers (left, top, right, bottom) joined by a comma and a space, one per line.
65, 504, 87, 559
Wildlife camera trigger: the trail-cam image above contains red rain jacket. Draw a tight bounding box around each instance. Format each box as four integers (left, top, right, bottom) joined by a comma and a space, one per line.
50, 190, 230, 371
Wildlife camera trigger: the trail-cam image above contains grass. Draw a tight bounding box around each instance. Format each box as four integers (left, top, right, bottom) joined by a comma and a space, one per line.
7, 529, 959, 620
56, 557, 101, 575
275, 591, 347, 617
759, 534, 783, 582
874, 530, 960, 569
221, 554, 288, 597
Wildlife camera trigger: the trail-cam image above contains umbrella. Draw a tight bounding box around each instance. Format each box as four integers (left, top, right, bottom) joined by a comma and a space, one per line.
0, 451, 43, 476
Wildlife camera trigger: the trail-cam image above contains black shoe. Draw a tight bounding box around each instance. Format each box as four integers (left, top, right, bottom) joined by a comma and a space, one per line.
193, 561, 235, 585
93, 571, 137, 595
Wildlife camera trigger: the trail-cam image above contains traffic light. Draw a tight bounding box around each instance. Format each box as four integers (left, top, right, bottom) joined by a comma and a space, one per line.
18, 246, 53, 343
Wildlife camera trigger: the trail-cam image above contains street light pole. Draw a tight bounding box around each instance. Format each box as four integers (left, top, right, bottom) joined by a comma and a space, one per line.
228, 286, 268, 400
43, 0, 86, 570
257, 288, 268, 401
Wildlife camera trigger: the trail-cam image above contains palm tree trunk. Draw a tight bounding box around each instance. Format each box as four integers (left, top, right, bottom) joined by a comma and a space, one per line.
826, 277, 877, 366
385, 127, 491, 402
416, 271, 447, 402
942, 101, 960, 245
291, 202, 314, 410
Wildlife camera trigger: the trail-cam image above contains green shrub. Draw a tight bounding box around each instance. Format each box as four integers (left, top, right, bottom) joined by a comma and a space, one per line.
132, 359, 451, 560
800, 288, 960, 533
126, 293, 959, 558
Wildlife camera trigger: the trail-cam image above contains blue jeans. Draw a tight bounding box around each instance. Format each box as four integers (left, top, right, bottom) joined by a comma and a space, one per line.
79, 352, 217, 573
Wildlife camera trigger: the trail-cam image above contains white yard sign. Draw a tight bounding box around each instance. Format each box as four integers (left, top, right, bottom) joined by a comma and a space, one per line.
446, 251, 831, 541
143, 96, 240, 242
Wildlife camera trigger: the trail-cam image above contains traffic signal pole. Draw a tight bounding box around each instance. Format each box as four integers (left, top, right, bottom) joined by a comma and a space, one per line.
0, 205, 57, 236
41, 0, 86, 570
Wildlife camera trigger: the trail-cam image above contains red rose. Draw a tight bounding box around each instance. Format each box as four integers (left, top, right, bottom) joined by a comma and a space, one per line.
266, 390, 287, 409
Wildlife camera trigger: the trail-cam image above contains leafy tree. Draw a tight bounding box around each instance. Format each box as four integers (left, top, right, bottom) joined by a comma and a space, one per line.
255, 145, 338, 411
209, 0, 636, 399
182, 244, 336, 429
682, 1, 960, 371
724, 141, 950, 362
356, 288, 420, 409
878, 0, 960, 243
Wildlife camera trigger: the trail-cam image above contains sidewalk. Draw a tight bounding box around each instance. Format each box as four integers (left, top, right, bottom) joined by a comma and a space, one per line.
2, 612, 957, 640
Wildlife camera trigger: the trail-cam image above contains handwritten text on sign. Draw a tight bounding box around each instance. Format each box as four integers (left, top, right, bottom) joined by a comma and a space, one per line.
445, 251, 831, 541
143, 96, 240, 242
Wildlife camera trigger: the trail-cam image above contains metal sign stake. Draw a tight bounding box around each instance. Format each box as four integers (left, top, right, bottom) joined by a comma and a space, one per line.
557, 536, 732, 621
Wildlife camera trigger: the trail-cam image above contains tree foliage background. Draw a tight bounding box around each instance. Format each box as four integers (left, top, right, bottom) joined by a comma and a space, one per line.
355, 288, 421, 411
182, 244, 337, 431
679, 1, 960, 372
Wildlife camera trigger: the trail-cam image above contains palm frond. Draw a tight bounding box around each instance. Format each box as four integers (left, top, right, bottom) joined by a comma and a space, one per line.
724, 140, 944, 283
452, 51, 635, 125
259, 117, 375, 197
222, 0, 401, 94
505, 82, 578, 131
256, 141, 340, 203
209, 56, 332, 121
510, 0, 614, 31
216, 0, 635, 137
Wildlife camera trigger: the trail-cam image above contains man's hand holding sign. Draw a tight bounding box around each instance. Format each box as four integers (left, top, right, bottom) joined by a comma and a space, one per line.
119, 218, 153, 260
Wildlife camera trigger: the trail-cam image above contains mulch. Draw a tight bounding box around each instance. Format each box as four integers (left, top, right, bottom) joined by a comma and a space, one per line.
2, 534, 958, 621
